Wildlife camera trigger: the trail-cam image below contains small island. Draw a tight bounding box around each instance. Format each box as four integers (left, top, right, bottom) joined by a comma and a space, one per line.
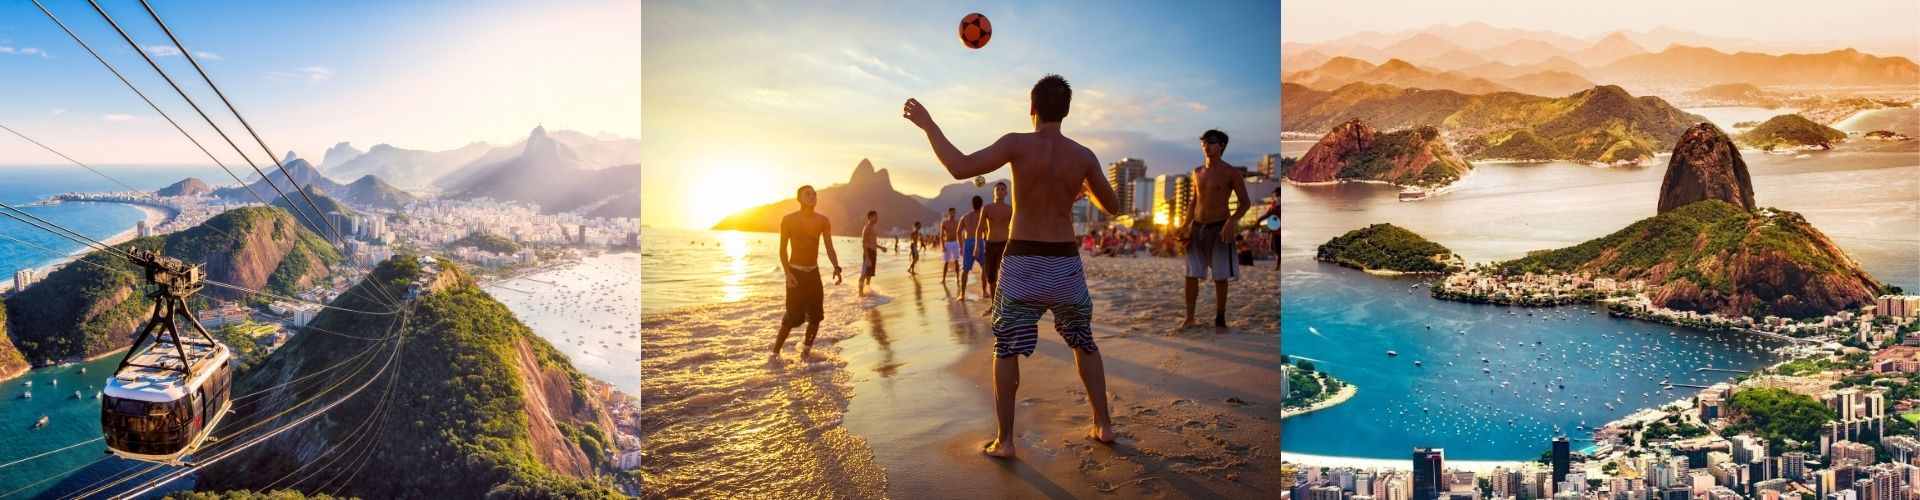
1283, 356, 1356, 419
1738, 114, 1846, 151
1316, 223, 1463, 274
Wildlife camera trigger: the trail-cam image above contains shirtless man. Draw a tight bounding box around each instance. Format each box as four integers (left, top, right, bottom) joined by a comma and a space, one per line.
904, 74, 1123, 458
773, 185, 842, 358
858, 210, 889, 295
977, 181, 1013, 303
1179, 129, 1252, 330
956, 196, 985, 301
939, 208, 960, 284
907, 220, 924, 275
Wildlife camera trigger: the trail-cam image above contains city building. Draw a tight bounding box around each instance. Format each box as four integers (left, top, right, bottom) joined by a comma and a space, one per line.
1107, 157, 1147, 216
1414, 448, 1445, 500
12, 268, 40, 293
1876, 295, 1920, 319
1552, 436, 1571, 493
1257, 153, 1281, 180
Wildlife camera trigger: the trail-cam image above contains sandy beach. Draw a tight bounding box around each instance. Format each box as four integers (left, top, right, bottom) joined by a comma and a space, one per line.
1281, 382, 1355, 419
641, 242, 1281, 499
0, 202, 170, 292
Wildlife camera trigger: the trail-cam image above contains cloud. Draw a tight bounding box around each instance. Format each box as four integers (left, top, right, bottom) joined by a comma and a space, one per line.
48, 109, 66, 116
102, 114, 141, 122
263, 66, 334, 84
0, 46, 49, 58
143, 45, 183, 57
142, 45, 220, 60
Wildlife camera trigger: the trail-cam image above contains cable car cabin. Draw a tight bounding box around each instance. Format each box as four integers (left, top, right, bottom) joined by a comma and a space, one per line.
101, 341, 233, 464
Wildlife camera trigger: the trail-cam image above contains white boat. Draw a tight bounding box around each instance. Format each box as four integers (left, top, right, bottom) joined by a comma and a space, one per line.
1387, 350, 1398, 357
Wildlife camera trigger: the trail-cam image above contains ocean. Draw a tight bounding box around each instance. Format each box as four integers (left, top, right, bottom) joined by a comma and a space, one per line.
1279, 107, 1920, 461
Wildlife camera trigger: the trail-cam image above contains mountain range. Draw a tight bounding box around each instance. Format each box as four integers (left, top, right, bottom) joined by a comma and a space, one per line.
1285, 22, 1920, 91
437, 126, 641, 215
1283, 83, 1705, 165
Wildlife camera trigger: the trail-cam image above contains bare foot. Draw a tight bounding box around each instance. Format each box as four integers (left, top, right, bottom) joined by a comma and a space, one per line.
1086, 424, 1116, 443
982, 438, 1016, 458
1175, 319, 1194, 331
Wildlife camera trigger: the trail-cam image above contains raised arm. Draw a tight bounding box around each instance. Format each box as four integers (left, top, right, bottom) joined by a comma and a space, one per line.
1082, 153, 1122, 215
903, 98, 1015, 180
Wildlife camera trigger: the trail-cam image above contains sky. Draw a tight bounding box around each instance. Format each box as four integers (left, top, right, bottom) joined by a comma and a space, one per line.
642, 0, 1280, 230
1283, 0, 1920, 58
0, 0, 640, 168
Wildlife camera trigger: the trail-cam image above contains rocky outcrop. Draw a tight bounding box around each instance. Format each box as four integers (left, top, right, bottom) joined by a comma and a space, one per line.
1288, 119, 1471, 189
1657, 123, 1755, 214
712, 158, 941, 235
154, 177, 211, 197
0, 305, 27, 380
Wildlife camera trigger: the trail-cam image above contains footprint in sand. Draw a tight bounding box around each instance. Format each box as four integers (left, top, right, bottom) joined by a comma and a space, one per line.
1223, 396, 1250, 406
1171, 399, 1195, 406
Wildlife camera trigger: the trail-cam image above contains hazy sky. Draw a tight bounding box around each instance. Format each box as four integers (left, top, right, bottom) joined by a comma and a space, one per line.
1284, 0, 1920, 53
0, 1, 640, 167
643, 0, 1280, 230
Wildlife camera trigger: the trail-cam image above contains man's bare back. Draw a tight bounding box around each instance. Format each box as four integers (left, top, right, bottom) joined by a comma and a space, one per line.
958, 210, 983, 240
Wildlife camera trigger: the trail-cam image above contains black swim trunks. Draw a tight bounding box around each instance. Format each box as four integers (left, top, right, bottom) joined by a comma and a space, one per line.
861, 248, 877, 278
782, 266, 824, 328
982, 240, 1008, 289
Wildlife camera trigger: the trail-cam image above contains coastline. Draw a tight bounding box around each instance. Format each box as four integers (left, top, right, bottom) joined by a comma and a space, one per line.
1282, 452, 1532, 474
0, 202, 173, 292
1282, 381, 1355, 419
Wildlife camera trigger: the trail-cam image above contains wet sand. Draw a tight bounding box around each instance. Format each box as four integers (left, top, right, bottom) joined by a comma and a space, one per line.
640, 246, 1281, 498
840, 254, 1281, 499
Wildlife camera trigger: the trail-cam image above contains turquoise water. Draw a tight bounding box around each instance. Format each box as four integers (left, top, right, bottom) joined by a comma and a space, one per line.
1278, 143, 1918, 460
0, 165, 211, 498
0, 355, 183, 499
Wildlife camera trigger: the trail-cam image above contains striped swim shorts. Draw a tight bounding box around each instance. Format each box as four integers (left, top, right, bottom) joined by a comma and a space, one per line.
990, 240, 1096, 358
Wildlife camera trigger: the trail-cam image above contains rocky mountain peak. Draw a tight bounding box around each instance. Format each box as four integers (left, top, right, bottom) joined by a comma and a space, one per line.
1657, 122, 1755, 214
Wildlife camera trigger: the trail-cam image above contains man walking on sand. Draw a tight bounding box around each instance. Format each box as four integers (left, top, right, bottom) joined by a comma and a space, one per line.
772, 185, 842, 359
940, 208, 960, 285
858, 210, 889, 295
1179, 129, 1252, 331
957, 196, 985, 301
905, 74, 1123, 458
908, 220, 924, 275
978, 181, 1013, 304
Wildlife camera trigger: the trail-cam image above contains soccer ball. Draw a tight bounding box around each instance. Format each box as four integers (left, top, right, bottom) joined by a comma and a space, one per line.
959, 13, 991, 49
972, 176, 986, 187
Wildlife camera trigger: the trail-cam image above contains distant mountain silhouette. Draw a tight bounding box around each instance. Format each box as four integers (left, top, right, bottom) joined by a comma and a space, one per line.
215, 155, 416, 213
711, 159, 939, 236
326, 141, 496, 189
439, 126, 640, 214
919, 178, 1009, 220
1600, 46, 1919, 86
319, 141, 364, 170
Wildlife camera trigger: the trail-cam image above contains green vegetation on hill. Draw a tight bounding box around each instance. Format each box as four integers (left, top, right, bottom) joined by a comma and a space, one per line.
453, 232, 523, 254
1496, 200, 1878, 318
1740, 114, 1846, 150
1722, 387, 1833, 449
200, 257, 619, 498
1473, 129, 1560, 160
1342, 127, 1469, 187
0, 304, 27, 377
1316, 223, 1460, 273
165, 490, 350, 500
4, 206, 337, 365
272, 186, 356, 240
